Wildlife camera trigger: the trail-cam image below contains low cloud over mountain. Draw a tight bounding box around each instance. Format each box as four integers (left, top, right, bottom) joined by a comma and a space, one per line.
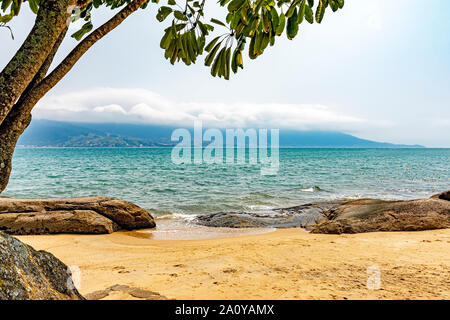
34, 87, 368, 131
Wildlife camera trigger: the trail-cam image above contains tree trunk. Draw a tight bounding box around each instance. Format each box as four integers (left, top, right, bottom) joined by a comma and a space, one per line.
0, 0, 147, 193
0, 112, 31, 193
0, 27, 68, 193
0, 0, 74, 126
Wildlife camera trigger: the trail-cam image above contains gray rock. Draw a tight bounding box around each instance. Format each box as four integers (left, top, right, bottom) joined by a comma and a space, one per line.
0, 231, 84, 300
195, 202, 337, 228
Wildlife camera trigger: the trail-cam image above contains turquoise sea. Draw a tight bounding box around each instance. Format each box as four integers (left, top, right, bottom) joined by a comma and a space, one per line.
4, 148, 450, 218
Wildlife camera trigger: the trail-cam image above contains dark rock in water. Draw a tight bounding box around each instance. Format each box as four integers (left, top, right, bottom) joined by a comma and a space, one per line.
195, 202, 338, 228
431, 190, 450, 201
196, 211, 295, 228
0, 231, 84, 300
0, 197, 155, 235
311, 198, 450, 234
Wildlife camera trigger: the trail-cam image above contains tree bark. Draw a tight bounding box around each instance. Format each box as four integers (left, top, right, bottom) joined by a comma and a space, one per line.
0, 111, 32, 194
0, 0, 74, 126
0, 0, 147, 193
0, 27, 68, 193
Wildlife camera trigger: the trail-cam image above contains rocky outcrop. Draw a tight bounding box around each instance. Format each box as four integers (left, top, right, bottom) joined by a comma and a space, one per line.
196, 191, 450, 234
311, 196, 450, 234
0, 197, 155, 235
0, 231, 84, 300
196, 202, 335, 228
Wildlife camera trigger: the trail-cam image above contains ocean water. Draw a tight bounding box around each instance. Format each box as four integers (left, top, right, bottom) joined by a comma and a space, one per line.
4, 148, 450, 218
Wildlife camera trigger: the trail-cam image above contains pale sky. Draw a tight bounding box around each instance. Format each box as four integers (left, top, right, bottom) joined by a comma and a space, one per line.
1, 0, 449, 147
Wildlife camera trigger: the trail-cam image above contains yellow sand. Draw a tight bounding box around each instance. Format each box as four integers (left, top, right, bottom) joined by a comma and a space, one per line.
17, 228, 450, 300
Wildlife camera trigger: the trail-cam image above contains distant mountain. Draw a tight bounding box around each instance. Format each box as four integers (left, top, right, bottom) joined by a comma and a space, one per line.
18, 120, 175, 147
278, 130, 424, 148
17, 120, 424, 148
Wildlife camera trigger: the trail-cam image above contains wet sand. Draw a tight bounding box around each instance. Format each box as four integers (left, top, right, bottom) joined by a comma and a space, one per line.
17, 225, 450, 300
128, 218, 275, 240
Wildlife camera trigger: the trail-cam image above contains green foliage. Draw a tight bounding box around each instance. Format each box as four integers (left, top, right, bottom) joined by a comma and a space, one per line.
157, 0, 344, 79
1, 0, 344, 80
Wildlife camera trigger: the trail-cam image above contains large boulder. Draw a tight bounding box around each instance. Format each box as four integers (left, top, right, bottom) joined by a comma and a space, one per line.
0, 197, 155, 235
311, 198, 450, 234
0, 231, 84, 300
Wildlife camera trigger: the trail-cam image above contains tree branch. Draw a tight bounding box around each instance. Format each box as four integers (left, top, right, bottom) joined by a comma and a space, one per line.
12, 0, 148, 119
18, 27, 69, 104
0, 0, 74, 126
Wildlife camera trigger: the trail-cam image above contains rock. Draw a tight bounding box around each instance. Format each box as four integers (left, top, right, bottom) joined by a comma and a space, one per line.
196, 211, 282, 228
195, 202, 336, 228
311, 198, 450, 234
0, 231, 84, 300
0, 197, 155, 235
85, 284, 168, 300
431, 190, 450, 201
0, 210, 120, 235
196, 192, 450, 234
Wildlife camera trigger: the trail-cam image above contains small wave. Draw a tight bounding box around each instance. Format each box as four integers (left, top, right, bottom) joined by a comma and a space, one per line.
148, 208, 176, 216
237, 193, 275, 200
151, 188, 177, 193
247, 204, 274, 211
300, 186, 324, 192
156, 212, 198, 222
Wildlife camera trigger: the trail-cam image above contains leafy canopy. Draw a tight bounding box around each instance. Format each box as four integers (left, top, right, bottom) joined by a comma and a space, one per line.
1, 0, 344, 80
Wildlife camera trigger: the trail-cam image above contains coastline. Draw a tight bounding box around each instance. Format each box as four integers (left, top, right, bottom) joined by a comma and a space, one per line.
17, 227, 450, 300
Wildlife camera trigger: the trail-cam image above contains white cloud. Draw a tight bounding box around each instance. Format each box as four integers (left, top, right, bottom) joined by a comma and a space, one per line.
34, 87, 367, 131
93, 104, 127, 114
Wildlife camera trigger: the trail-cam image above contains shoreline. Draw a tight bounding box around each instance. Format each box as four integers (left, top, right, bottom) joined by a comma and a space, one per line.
17, 227, 450, 300
128, 218, 276, 240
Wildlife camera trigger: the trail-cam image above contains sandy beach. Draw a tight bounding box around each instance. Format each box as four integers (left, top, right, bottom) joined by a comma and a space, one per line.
16, 223, 450, 300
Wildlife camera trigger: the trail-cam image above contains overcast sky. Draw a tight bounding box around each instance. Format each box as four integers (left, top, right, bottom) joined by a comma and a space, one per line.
1, 0, 449, 147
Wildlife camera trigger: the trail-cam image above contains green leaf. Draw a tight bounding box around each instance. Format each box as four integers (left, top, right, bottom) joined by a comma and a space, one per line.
298, 0, 306, 24
227, 0, 245, 12
286, 0, 300, 18
211, 47, 225, 77
269, 7, 279, 31
71, 22, 93, 41
174, 10, 188, 21
231, 48, 239, 73
156, 6, 173, 22
205, 36, 221, 52
305, 4, 314, 24
286, 8, 299, 40
160, 29, 173, 49
275, 13, 286, 36
224, 47, 231, 80
210, 18, 227, 27
205, 41, 222, 66
316, 0, 326, 23
28, 0, 39, 14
